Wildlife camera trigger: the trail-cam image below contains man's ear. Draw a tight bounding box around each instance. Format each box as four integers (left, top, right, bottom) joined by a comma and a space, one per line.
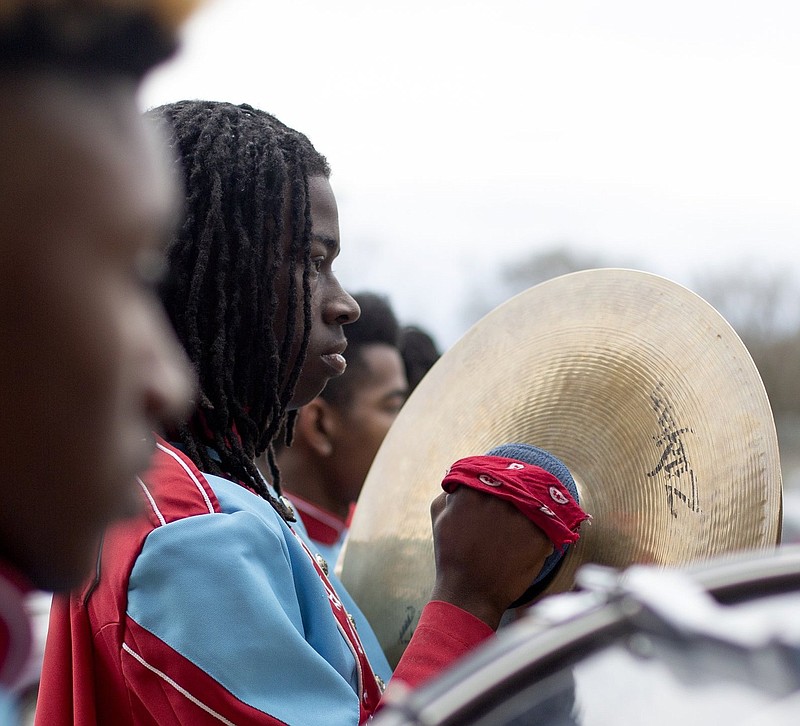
294, 398, 336, 457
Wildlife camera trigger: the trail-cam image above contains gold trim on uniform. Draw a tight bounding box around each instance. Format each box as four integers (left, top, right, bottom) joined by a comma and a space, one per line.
314, 553, 329, 576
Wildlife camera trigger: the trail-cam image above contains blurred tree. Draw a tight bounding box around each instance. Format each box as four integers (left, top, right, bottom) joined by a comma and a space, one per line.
692, 264, 800, 344
502, 246, 607, 294
461, 245, 612, 330
691, 263, 800, 417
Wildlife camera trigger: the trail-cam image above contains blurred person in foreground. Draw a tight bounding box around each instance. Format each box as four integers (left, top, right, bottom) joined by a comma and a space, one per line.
273, 291, 409, 563
37, 100, 566, 725
0, 0, 197, 721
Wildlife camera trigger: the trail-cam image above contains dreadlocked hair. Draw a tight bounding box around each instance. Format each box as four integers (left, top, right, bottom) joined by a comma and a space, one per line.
150, 100, 330, 521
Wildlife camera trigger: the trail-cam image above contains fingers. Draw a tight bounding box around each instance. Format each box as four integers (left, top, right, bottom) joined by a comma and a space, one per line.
429, 492, 447, 523
429, 486, 555, 629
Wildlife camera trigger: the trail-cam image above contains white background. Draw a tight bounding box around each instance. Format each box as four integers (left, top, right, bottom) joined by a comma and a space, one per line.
141, 0, 800, 347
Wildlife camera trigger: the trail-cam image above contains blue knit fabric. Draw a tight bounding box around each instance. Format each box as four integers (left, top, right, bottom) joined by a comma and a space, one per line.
485, 443, 579, 585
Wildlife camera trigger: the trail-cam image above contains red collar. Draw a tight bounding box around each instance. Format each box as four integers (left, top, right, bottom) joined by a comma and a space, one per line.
284, 493, 348, 546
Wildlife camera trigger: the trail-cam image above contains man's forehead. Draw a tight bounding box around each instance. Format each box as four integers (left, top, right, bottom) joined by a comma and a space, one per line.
0, 74, 179, 238
1, 73, 132, 166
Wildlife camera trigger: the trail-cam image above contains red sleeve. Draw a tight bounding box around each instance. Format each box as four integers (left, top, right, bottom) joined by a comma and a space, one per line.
36, 594, 99, 726
389, 600, 494, 689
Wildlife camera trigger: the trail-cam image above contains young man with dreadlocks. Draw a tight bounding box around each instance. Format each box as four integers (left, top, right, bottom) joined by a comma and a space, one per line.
272, 291, 409, 563
38, 100, 559, 725
0, 0, 197, 722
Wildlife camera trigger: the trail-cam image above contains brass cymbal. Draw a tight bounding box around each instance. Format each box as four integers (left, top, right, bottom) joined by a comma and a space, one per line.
337, 269, 782, 667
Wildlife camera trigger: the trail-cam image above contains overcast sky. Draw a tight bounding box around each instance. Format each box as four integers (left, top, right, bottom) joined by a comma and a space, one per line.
140, 0, 800, 347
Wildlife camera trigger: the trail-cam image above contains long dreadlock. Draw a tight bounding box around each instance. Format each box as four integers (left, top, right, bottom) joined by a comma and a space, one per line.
150, 100, 330, 520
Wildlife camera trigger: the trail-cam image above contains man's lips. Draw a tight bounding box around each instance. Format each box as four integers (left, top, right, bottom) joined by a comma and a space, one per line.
321, 351, 347, 375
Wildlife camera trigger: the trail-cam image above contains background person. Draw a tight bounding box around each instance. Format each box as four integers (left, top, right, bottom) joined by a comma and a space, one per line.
399, 324, 441, 392
273, 291, 409, 562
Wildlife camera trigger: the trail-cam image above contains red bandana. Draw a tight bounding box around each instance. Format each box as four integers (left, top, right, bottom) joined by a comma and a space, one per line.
442, 455, 590, 550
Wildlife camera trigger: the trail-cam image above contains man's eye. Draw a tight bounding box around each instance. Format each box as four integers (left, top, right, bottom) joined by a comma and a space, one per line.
310, 258, 324, 276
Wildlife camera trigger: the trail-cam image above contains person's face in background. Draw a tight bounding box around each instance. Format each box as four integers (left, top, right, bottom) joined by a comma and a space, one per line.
0, 73, 194, 591
324, 343, 408, 506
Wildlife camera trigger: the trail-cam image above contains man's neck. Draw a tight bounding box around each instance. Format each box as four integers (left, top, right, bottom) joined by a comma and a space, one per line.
275, 454, 351, 521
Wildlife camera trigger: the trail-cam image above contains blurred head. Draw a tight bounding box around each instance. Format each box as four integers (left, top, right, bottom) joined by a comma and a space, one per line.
399, 325, 441, 391
0, 1, 197, 591
151, 101, 359, 517
277, 293, 408, 517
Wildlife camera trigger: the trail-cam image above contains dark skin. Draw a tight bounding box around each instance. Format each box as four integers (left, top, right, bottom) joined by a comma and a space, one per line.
0, 72, 193, 591
281, 175, 360, 409
430, 488, 554, 629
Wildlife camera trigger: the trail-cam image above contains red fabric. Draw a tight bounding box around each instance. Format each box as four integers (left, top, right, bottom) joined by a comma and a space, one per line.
442, 455, 589, 550
390, 601, 493, 689
289, 530, 382, 721
36, 439, 379, 725
37, 439, 486, 724
285, 493, 347, 546
345, 501, 357, 528
35, 438, 252, 726
121, 619, 288, 725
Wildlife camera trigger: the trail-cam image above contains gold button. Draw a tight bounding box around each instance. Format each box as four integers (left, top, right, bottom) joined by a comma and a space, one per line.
280, 496, 295, 520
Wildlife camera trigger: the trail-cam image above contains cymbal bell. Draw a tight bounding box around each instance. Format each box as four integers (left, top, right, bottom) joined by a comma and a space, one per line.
337, 269, 782, 667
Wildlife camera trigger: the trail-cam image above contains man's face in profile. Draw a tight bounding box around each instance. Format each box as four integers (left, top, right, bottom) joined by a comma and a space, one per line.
0, 72, 193, 591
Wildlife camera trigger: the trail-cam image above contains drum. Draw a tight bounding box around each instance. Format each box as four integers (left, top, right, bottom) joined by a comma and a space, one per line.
373, 545, 800, 725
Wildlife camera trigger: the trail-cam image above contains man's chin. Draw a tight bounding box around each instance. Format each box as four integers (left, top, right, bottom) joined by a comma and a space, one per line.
287, 377, 330, 410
